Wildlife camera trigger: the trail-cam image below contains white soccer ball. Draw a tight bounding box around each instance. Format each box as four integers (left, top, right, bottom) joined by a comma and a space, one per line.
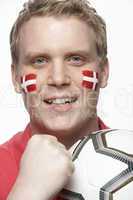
60, 129, 133, 200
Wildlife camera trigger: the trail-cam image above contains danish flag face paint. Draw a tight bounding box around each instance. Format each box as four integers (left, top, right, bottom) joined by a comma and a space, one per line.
21, 73, 37, 93
82, 70, 98, 91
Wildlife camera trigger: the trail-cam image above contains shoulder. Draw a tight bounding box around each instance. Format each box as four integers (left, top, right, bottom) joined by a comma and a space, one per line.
97, 117, 109, 129
0, 123, 31, 161
0, 131, 24, 182
0, 124, 31, 200
0, 123, 31, 174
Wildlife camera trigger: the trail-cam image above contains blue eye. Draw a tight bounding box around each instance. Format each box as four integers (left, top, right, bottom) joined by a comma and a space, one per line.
67, 55, 86, 66
71, 56, 81, 61
34, 57, 47, 64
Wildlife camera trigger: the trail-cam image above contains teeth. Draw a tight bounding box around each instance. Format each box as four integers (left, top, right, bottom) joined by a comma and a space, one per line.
45, 98, 76, 104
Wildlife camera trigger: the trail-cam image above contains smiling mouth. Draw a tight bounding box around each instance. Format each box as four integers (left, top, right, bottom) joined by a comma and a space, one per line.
44, 97, 77, 105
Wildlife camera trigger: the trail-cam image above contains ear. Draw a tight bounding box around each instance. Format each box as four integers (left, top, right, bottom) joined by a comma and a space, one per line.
99, 58, 109, 88
11, 64, 21, 93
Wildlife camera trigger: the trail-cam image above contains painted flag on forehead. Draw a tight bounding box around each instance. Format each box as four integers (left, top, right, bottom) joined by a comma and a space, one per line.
21, 73, 37, 93
82, 70, 98, 91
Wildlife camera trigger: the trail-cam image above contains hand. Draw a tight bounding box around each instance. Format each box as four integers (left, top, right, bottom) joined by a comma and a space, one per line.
7, 134, 74, 200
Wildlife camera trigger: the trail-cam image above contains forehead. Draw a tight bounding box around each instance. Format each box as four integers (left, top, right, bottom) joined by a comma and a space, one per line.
19, 16, 96, 55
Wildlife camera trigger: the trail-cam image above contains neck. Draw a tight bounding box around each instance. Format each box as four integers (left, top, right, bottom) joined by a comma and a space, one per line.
60, 116, 99, 149
30, 116, 99, 149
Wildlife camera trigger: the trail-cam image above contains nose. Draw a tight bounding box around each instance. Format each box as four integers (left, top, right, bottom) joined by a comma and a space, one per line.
47, 61, 71, 87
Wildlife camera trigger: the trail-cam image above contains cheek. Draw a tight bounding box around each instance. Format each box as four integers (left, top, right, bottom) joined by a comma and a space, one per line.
81, 70, 99, 91
20, 73, 37, 93
78, 89, 99, 119
20, 71, 47, 94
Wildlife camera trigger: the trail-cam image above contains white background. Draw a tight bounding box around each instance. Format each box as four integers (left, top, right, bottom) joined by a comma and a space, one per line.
0, 0, 133, 143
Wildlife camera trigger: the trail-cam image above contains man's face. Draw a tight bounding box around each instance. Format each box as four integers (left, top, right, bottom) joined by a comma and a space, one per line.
13, 16, 108, 139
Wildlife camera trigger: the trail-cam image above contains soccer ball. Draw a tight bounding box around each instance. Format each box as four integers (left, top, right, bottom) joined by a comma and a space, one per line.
60, 129, 133, 200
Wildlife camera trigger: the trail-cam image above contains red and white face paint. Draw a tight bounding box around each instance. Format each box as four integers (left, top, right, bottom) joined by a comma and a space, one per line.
21, 73, 37, 93
82, 70, 99, 91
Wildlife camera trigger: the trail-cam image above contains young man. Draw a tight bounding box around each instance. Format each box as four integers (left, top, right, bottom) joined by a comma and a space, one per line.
0, 0, 109, 199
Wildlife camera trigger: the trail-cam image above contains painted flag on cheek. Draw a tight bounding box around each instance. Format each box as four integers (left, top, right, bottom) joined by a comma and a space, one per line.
82, 70, 98, 91
21, 73, 37, 93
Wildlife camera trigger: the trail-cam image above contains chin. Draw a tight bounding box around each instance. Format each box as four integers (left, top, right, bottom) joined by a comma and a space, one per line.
45, 119, 75, 133
36, 114, 79, 135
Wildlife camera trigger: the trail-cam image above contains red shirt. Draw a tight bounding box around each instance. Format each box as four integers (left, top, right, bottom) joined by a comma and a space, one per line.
0, 118, 107, 200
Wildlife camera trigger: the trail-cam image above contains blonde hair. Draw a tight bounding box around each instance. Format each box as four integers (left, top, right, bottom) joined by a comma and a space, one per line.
10, 0, 107, 65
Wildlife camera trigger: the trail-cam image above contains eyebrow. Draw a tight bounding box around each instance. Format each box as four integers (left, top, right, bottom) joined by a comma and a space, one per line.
23, 52, 50, 62
65, 50, 92, 57
65, 50, 98, 61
